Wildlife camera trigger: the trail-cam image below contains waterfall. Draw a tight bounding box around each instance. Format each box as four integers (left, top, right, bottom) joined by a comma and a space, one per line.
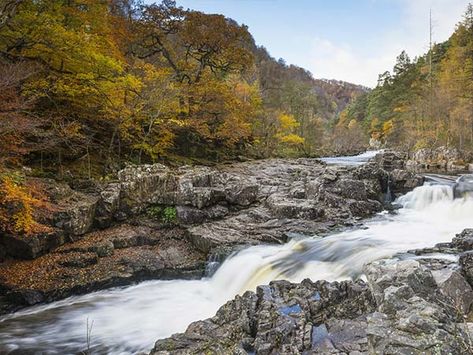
396, 183, 454, 210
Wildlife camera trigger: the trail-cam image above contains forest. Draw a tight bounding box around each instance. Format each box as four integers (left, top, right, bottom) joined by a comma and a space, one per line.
339, 4, 473, 155
0, 0, 365, 175
1, 0, 472, 235
0, 0, 367, 234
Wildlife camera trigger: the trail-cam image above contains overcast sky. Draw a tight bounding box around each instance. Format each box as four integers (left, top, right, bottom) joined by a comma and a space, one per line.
147, 0, 471, 87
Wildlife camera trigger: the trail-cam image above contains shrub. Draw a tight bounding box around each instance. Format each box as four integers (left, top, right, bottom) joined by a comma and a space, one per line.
146, 205, 177, 225
162, 206, 177, 224
0, 172, 52, 235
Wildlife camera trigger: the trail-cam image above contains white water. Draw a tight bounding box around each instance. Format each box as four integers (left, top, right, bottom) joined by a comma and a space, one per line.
1, 174, 473, 354
319, 150, 382, 166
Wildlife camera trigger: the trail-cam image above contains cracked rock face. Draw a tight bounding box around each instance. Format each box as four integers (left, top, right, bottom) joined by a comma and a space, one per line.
0, 153, 425, 318
150, 229, 473, 355
1, 153, 418, 261
151, 279, 375, 355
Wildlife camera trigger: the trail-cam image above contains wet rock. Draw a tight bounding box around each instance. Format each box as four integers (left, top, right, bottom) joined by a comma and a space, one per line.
389, 169, 424, 195
150, 279, 375, 355
6, 289, 45, 307
454, 175, 473, 198
432, 268, 473, 314
452, 229, 473, 251
459, 251, 473, 286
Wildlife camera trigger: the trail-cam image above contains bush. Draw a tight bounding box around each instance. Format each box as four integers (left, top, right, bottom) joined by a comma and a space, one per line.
0, 172, 52, 235
146, 205, 177, 225
162, 206, 177, 224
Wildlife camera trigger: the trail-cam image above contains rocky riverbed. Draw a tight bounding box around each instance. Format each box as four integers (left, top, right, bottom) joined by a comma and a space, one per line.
151, 229, 473, 355
0, 152, 420, 315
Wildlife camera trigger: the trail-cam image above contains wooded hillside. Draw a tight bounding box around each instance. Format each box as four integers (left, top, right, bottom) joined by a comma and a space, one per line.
339, 4, 473, 155
0, 0, 366, 234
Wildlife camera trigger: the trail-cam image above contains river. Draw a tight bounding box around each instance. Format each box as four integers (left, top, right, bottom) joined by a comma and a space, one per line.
1, 151, 472, 354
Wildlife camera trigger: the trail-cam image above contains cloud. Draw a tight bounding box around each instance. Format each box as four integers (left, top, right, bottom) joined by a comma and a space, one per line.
307, 0, 470, 87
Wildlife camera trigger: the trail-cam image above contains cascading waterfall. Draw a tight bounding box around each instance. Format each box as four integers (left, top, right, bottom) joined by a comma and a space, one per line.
396, 183, 454, 210
1, 182, 473, 354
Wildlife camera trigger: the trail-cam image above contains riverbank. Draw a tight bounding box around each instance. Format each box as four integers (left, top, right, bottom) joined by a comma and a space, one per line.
0, 152, 420, 315
1, 168, 473, 353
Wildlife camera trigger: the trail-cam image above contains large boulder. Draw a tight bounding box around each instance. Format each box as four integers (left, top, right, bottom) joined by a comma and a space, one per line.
53, 194, 99, 238
459, 251, 473, 286
1, 231, 65, 259
452, 229, 473, 251
150, 279, 375, 355
0, 180, 98, 259
364, 259, 466, 354
431, 268, 473, 315
374, 150, 406, 171
389, 169, 424, 195
453, 174, 473, 198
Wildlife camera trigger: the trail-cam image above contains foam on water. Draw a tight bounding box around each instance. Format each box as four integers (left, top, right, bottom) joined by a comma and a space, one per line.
319, 150, 382, 166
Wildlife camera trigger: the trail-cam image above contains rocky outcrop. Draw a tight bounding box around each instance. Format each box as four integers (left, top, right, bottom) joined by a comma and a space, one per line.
150, 229, 473, 355
151, 279, 375, 354
0, 224, 206, 314
365, 260, 466, 354
0, 153, 423, 314
0, 180, 99, 259
454, 174, 473, 198
2, 155, 410, 261
406, 146, 471, 172
374, 150, 406, 171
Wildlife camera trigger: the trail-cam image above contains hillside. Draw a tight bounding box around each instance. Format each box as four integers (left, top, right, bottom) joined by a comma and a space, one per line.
339, 4, 473, 157
0, 0, 367, 235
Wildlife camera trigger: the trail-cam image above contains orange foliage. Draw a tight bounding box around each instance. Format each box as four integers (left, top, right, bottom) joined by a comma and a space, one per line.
0, 174, 53, 235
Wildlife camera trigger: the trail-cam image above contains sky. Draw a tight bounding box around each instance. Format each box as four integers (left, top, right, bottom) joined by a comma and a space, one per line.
146, 0, 471, 87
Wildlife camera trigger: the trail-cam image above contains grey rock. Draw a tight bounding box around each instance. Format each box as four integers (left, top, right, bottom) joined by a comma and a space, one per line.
364, 259, 466, 354
389, 169, 424, 195
406, 146, 469, 172
150, 279, 375, 355
432, 268, 473, 314
454, 175, 473, 198
452, 229, 473, 251
95, 183, 121, 228
459, 251, 473, 286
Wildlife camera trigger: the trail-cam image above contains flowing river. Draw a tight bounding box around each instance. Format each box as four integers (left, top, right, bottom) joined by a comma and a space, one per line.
1, 152, 472, 354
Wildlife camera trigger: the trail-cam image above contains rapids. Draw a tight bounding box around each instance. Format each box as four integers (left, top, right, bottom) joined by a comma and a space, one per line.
319, 150, 381, 166
1, 156, 473, 354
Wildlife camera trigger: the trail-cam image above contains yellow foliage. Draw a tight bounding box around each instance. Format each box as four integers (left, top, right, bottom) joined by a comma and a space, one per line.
278, 113, 300, 131
383, 120, 394, 136
0, 174, 52, 235
348, 119, 359, 130
274, 113, 304, 147
279, 133, 305, 145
